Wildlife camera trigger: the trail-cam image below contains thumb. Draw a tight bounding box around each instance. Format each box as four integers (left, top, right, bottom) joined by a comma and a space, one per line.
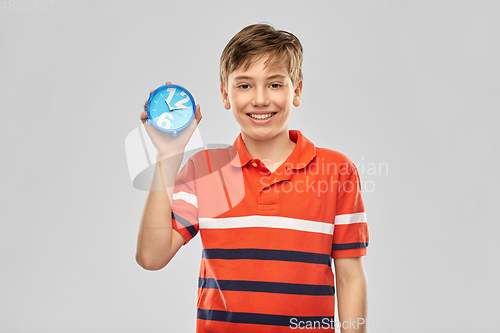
194, 104, 202, 124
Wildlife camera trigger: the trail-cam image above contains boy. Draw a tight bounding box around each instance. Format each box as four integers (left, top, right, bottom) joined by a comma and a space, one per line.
137, 24, 369, 332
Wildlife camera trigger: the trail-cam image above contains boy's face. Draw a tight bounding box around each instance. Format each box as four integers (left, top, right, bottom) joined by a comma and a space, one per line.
220, 55, 302, 143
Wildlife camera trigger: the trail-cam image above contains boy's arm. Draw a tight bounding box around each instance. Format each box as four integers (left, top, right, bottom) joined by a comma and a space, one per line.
135, 154, 186, 271
136, 87, 202, 271
334, 257, 367, 333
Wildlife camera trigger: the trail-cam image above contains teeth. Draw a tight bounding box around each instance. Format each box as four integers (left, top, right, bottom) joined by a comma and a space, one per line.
248, 113, 274, 120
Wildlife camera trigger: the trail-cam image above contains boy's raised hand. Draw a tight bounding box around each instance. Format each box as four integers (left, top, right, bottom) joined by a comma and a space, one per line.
140, 81, 202, 159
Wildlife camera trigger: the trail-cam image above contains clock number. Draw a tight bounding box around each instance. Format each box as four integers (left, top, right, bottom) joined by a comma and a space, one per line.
157, 112, 174, 129
175, 91, 190, 108
165, 87, 176, 105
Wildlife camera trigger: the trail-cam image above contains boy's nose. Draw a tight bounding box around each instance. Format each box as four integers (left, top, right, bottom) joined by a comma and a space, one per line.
251, 87, 269, 107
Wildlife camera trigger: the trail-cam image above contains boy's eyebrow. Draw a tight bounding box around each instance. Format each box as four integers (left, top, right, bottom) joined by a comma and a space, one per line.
233, 75, 253, 81
267, 74, 288, 80
233, 74, 288, 81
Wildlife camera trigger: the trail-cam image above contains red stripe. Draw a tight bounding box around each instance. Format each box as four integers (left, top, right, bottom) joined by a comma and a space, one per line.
198, 289, 334, 317
200, 258, 333, 285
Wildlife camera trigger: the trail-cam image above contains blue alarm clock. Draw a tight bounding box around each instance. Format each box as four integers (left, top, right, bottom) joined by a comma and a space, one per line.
146, 84, 196, 136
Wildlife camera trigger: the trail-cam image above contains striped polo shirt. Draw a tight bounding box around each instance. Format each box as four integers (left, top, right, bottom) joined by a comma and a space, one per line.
171, 129, 369, 332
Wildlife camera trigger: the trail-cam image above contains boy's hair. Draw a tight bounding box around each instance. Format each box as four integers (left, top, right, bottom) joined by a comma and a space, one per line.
220, 23, 303, 89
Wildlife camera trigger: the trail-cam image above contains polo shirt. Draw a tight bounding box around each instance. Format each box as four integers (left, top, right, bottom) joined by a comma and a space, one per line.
171, 129, 369, 333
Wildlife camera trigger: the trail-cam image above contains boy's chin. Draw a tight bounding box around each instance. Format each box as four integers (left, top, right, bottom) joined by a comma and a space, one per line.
242, 127, 288, 142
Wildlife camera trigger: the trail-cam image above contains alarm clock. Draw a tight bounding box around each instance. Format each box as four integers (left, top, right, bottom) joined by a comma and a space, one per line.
146, 84, 196, 136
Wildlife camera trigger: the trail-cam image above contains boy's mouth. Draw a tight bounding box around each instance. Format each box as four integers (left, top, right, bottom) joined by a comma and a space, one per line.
246, 112, 277, 120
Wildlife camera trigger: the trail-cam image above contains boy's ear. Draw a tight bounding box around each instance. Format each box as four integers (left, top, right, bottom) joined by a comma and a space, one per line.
220, 84, 231, 110
293, 80, 303, 107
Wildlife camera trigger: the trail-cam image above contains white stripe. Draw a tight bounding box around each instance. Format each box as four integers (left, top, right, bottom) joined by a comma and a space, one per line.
334, 212, 367, 225
173, 192, 198, 208
199, 215, 334, 235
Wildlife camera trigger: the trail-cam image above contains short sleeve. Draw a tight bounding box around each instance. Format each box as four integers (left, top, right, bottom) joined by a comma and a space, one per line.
171, 157, 199, 245
331, 163, 369, 259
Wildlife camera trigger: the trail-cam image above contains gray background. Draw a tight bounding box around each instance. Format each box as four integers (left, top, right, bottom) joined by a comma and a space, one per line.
1, 0, 498, 332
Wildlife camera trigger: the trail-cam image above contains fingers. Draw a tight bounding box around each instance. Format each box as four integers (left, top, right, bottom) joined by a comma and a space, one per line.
140, 111, 148, 123
140, 99, 149, 123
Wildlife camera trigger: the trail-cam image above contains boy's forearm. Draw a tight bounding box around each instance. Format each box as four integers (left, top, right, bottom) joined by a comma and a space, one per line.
336, 273, 367, 332
136, 154, 183, 270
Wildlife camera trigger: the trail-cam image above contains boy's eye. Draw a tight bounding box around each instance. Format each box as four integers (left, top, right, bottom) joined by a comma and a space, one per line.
270, 83, 282, 89
238, 84, 250, 90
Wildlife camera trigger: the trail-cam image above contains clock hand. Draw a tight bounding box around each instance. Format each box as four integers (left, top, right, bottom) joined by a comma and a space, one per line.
164, 99, 174, 111
172, 109, 189, 117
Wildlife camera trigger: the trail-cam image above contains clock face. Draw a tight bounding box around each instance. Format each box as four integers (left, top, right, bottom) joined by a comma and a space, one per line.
146, 84, 195, 135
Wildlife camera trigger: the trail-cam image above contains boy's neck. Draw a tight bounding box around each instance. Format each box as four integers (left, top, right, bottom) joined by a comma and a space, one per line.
240, 129, 296, 173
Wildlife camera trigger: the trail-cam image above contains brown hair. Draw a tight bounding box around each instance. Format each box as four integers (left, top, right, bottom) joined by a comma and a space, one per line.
220, 23, 303, 89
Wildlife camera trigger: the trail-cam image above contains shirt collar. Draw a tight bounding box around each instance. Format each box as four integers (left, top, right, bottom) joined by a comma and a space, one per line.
229, 130, 316, 170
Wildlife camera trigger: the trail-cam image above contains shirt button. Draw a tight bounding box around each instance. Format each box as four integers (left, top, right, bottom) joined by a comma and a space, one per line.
252, 162, 258, 167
